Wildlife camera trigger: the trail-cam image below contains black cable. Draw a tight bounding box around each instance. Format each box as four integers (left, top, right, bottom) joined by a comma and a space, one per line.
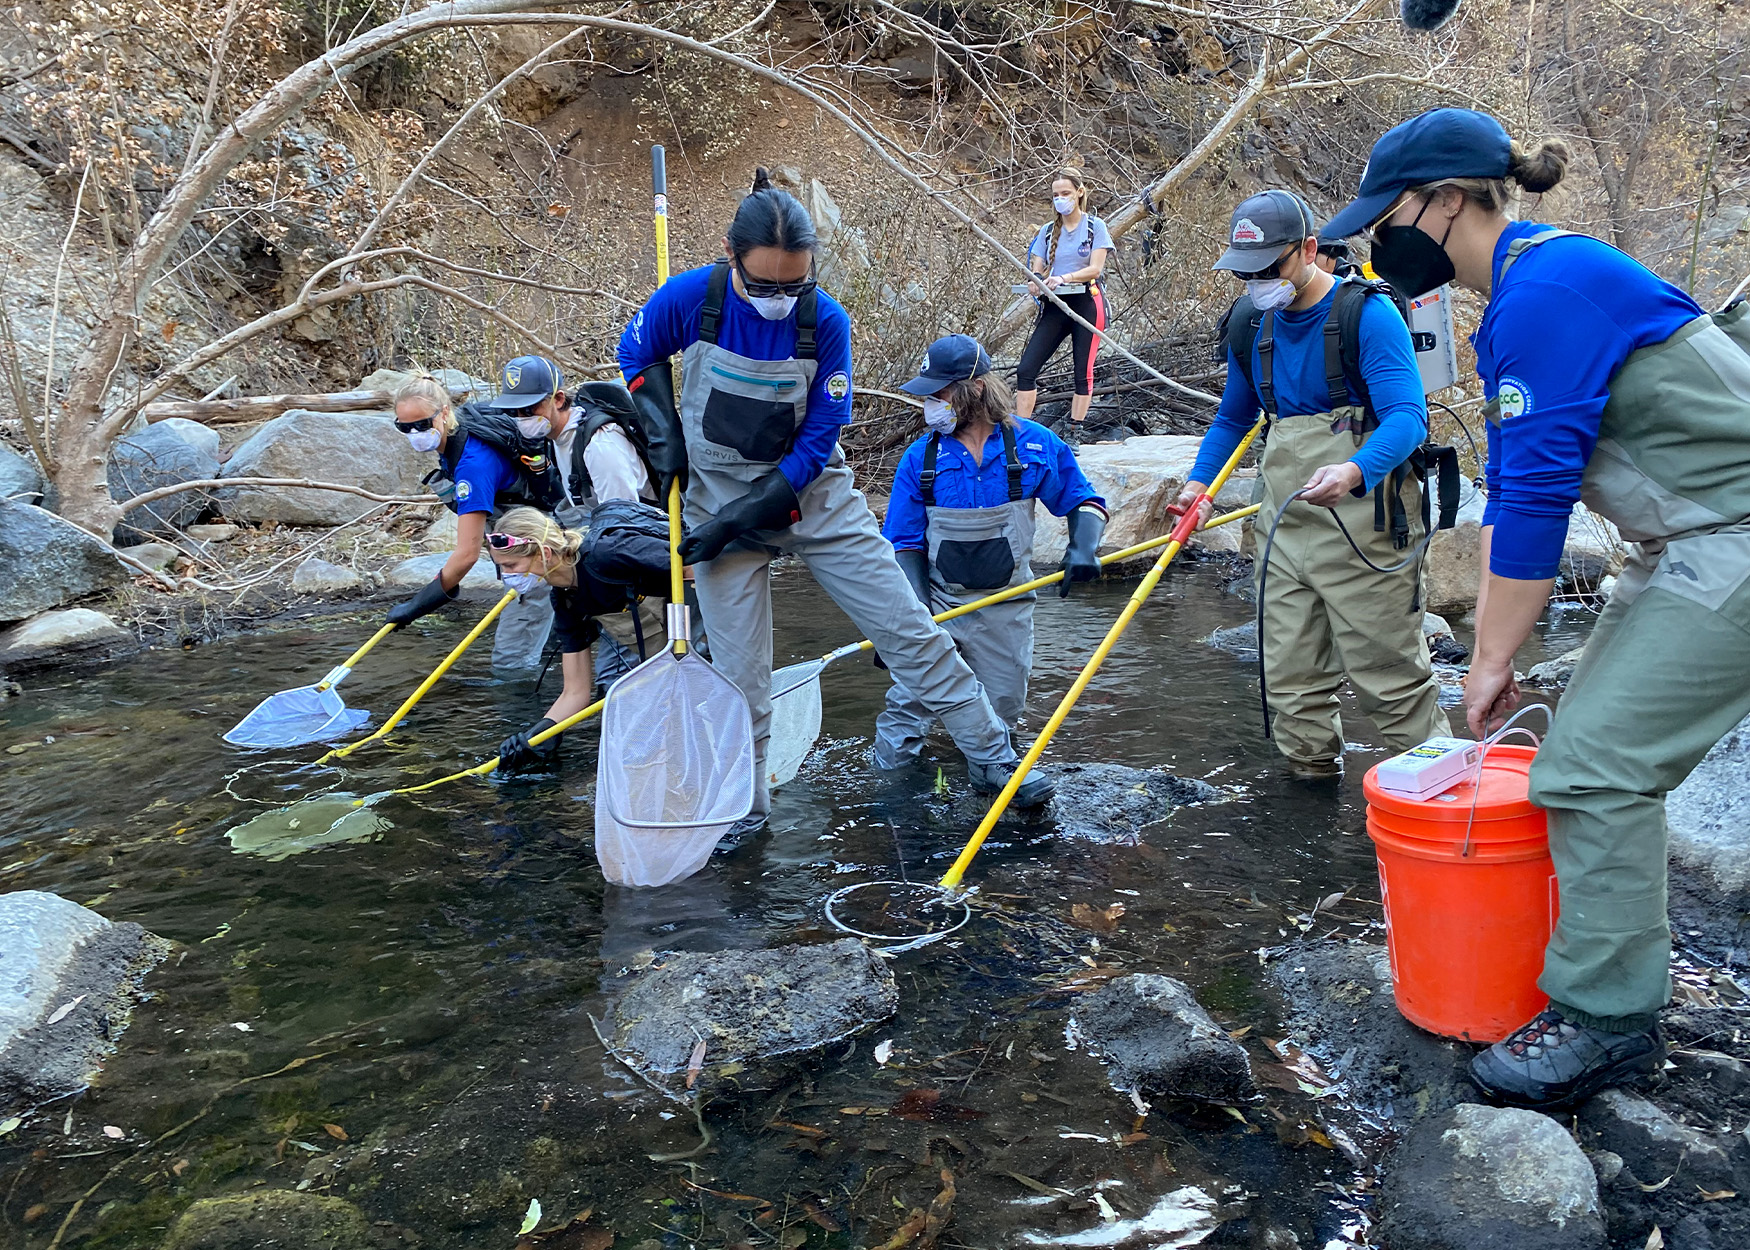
1254, 489, 1306, 740
1430, 399, 1482, 469
1328, 509, 1438, 575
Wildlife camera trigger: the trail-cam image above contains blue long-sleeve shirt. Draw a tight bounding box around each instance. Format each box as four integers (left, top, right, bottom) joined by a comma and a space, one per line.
1475, 221, 1703, 579
1189, 283, 1428, 492
616, 263, 853, 493
883, 419, 1105, 551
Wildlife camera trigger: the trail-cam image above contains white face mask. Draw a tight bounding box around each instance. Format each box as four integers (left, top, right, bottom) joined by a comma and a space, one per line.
922, 397, 958, 434
502, 571, 543, 595
405, 427, 441, 453
516, 414, 551, 440
1246, 277, 1297, 312
1052, 195, 1077, 216
749, 292, 797, 321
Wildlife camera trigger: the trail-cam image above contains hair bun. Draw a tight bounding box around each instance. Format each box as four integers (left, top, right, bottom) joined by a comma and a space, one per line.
749, 166, 773, 194
1508, 138, 1570, 194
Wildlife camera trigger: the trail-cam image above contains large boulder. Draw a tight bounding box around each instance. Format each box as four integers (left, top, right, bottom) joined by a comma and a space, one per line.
0, 443, 44, 503
609, 939, 897, 1090
1379, 1103, 1606, 1250
161, 1190, 374, 1250
1069, 974, 1253, 1103
1039, 763, 1219, 843
1425, 519, 1483, 613
0, 501, 128, 625
1, 890, 171, 1115
220, 411, 431, 525
385, 553, 500, 594
358, 366, 489, 405
154, 417, 221, 460
108, 421, 220, 542
1667, 711, 1750, 897
0, 608, 133, 672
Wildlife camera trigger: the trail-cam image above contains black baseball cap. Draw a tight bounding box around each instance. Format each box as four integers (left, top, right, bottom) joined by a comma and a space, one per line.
486, 355, 563, 409
899, 334, 992, 396
1322, 109, 1512, 241
1213, 190, 1316, 273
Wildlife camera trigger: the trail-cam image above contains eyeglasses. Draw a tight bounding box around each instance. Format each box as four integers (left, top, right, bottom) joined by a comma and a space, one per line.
1234, 250, 1294, 282
734, 256, 817, 300
485, 532, 537, 551
395, 417, 435, 433
1365, 192, 1419, 241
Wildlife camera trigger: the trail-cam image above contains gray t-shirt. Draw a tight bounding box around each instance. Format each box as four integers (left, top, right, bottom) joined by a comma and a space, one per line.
1029, 214, 1114, 280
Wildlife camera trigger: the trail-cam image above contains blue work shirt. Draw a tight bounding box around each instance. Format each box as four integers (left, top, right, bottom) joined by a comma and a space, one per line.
883, 418, 1105, 551
1476, 221, 1703, 579
616, 263, 854, 493
450, 436, 517, 516
1189, 283, 1428, 493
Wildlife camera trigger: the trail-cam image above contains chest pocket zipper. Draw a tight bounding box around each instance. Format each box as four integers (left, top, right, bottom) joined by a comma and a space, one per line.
710, 365, 798, 391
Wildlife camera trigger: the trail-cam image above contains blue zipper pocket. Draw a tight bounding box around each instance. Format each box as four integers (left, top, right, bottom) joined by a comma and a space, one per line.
710, 365, 797, 391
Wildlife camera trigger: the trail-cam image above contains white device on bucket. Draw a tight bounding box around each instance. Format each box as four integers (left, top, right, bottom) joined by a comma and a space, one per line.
1374, 736, 1482, 801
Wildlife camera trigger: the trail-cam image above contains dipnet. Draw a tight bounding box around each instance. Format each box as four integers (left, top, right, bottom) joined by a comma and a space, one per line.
224, 670, 371, 750
824, 881, 971, 953
767, 660, 824, 789
596, 648, 755, 888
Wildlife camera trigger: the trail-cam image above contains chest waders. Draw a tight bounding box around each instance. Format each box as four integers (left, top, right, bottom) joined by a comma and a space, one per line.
874, 428, 1040, 766
678, 264, 1014, 813
1488, 231, 1750, 1031
1249, 295, 1450, 769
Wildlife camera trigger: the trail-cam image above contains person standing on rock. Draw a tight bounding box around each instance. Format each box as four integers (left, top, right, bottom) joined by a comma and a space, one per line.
875, 333, 1106, 765
1174, 188, 1448, 780
617, 166, 1049, 851
1325, 107, 1750, 1109
1014, 168, 1113, 438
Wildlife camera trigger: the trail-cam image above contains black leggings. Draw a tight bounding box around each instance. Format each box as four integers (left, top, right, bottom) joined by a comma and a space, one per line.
1015, 287, 1107, 396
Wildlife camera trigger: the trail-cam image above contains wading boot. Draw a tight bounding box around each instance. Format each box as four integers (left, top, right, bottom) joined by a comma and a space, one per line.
968, 761, 1056, 809
1287, 757, 1344, 780
1469, 1008, 1665, 1111
713, 814, 767, 855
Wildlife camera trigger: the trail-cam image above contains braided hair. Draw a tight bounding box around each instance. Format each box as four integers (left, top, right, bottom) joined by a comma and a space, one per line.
1044, 167, 1090, 275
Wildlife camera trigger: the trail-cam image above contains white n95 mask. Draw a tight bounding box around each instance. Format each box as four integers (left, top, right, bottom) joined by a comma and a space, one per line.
1246, 277, 1297, 312
922, 397, 958, 434
405, 428, 441, 453
502, 572, 543, 595
516, 414, 552, 440
750, 293, 798, 321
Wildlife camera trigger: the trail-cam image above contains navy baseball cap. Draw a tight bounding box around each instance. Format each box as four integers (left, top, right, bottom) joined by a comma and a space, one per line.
1323, 109, 1512, 240
1213, 190, 1315, 273
486, 355, 563, 409
899, 334, 991, 396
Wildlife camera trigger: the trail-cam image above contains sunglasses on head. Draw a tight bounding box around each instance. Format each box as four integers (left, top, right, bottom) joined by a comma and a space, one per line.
485, 532, 537, 552
734, 256, 817, 300
395, 417, 436, 433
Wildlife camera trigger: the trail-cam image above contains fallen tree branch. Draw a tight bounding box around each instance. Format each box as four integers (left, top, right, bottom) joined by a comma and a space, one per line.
142, 386, 471, 425
116, 477, 440, 515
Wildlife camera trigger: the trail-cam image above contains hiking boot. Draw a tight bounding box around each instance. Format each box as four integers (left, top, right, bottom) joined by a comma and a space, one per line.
713, 814, 767, 855
1469, 1008, 1665, 1111
968, 761, 1055, 808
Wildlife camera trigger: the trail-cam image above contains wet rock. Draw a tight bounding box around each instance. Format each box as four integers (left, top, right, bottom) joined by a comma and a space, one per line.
1526, 644, 1585, 689
291, 557, 361, 596
160, 1190, 374, 1250
609, 938, 897, 1087
220, 411, 430, 525
1068, 974, 1253, 1102
185, 522, 238, 542
1575, 1088, 1737, 1190
0, 608, 133, 671
0, 501, 127, 625
0, 442, 43, 502
108, 421, 219, 542
1379, 1103, 1605, 1250
0, 890, 171, 1115
1204, 620, 1257, 662
1267, 940, 1474, 1122
1667, 711, 1750, 896
155, 417, 221, 460
385, 553, 499, 594
1038, 763, 1219, 843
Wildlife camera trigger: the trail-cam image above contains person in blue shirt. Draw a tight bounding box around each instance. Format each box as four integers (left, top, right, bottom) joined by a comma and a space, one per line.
617, 168, 1049, 848
1174, 188, 1448, 778
1326, 107, 1750, 1110
876, 334, 1107, 764
1014, 167, 1114, 436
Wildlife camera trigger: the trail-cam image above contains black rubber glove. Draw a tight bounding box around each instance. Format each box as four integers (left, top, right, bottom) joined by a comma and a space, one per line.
1060, 506, 1106, 597
677, 471, 800, 564
627, 363, 687, 495
386, 576, 456, 627
498, 718, 558, 772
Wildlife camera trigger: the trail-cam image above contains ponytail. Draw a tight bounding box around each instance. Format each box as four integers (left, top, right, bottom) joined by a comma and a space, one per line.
1507, 138, 1570, 194
726, 165, 818, 256
491, 507, 584, 565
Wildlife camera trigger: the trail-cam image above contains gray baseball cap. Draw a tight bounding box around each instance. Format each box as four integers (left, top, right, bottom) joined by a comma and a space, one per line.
1213, 189, 1316, 273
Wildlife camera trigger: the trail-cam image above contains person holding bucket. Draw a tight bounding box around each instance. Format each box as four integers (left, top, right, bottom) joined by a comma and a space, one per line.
1173, 189, 1448, 780
1324, 107, 1750, 1109
876, 334, 1106, 765
617, 167, 1050, 848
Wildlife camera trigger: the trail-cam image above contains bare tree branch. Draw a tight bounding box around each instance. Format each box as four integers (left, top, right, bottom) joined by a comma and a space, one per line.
117, 476, 438, 515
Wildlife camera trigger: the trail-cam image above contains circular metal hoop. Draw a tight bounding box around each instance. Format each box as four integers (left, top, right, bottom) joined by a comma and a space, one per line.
824, 880, 972, 953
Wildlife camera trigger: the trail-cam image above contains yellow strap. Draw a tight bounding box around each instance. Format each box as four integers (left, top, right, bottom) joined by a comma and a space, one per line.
320, 589, 518, 763
316, 623, 398, 691
938, 420, 1266, 891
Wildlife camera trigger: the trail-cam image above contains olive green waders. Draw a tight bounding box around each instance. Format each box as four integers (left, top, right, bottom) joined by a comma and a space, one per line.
1497, 235, 1750, 1031
1256, 408, 1450, 768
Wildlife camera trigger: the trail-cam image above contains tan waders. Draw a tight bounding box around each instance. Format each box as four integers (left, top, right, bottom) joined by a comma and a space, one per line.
1498, 235, 1750, 1030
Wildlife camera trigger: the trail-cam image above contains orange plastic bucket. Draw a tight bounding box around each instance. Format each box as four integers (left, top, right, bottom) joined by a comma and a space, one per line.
1362, 743, 1556, 1043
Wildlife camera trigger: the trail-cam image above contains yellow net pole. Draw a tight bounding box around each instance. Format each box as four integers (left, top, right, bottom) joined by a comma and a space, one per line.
316, 623, 399, 691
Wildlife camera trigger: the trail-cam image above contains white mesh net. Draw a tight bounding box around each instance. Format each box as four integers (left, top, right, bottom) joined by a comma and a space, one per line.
223, 683, 370, 750
595, 649, 755, 888
767, 661, 823, 789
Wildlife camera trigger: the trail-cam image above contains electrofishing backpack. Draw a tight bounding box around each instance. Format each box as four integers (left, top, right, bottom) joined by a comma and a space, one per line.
425, 403, 565, 515
1219, 277, 1461, 551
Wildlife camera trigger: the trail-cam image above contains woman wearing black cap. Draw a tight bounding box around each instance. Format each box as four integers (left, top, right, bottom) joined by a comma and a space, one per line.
1013, 168, 1113, 435
1325, 107, 1750, 1110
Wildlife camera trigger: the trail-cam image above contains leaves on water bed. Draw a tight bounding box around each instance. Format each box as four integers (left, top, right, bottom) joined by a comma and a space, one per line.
323, 1122, 348, 1140
892, 1089, 986, 1122
46, 994, 86, 1024
519, 1199, 542, 1235
1069, 902, 1126, 933
877, 1168, 957, 1249
515, 1208, 612, 1250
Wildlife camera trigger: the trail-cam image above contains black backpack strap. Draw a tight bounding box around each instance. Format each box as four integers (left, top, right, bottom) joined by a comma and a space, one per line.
1324, 287, 1352, 414
794, 285, 818, 361
1002, 424, 1023, 502
700, 261, 730, 345
920, 432, 940, 507
1255, 309, 1279, 420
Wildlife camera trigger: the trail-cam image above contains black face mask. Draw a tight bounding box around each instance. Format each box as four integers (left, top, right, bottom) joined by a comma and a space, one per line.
1370, 198, 1455, 297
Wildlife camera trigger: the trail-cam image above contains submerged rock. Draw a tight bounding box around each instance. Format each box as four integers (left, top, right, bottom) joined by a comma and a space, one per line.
1068, 974, 1253, 1103
0, 890, 170, 1115
0, 500, 127, 625
1039, 763, 1219, 843
1204, 620, 1257, 662
160, 1190, 374, 1250
1380, 1103, 1605, 1250
609, 938, 896, 1088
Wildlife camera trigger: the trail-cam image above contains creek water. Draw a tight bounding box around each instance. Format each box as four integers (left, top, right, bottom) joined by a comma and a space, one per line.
0, 558, 1591, 1249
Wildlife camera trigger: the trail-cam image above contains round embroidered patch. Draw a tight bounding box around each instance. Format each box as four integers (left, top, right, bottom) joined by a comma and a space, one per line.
825, 372, 850, 402
455, 480, 472, 501
1495, 377, 1532, 419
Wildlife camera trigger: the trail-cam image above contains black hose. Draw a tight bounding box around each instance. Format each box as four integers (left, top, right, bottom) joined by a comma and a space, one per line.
1430, 399, 1482, 469
1254, 489, 1306, 740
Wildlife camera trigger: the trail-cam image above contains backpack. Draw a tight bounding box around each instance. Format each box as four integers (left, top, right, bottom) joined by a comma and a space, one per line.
425, 404, 564, 516
567, 381, 660, 504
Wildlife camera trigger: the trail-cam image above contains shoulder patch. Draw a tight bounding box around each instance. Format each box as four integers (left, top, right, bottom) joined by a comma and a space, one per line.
455, 479, 472, 501
1495, 377, 1532, 419
825, 371, 850, 402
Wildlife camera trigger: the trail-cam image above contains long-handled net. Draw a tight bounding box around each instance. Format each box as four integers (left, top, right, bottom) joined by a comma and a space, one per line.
223, 623, 396, 749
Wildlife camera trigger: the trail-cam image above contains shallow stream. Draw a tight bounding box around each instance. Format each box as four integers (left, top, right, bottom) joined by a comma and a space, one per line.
0, 558, 1592, 1249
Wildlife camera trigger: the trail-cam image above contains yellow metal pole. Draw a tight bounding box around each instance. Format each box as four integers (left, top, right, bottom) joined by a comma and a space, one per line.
315, 623, 399, 691
652, 143, 669, 286
320, 589, 517, 763
938, 419, 1266, 892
